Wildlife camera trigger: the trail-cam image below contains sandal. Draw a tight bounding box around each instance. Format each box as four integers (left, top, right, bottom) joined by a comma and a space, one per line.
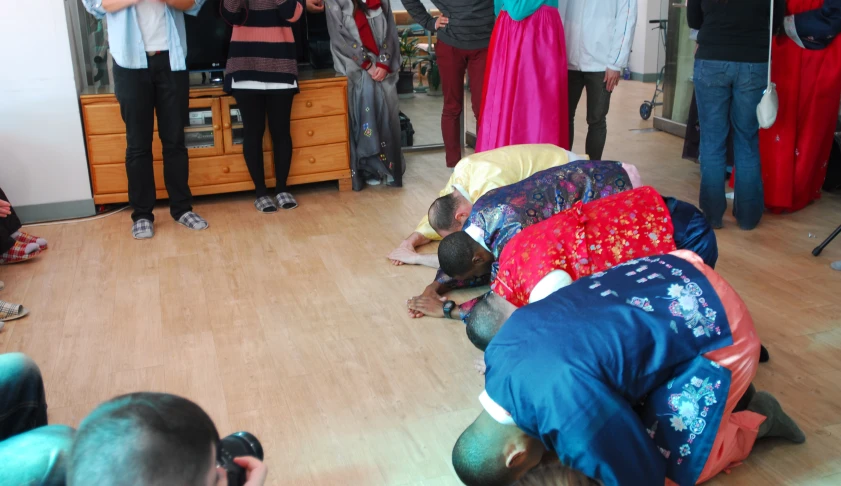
0, 240, 41, 265
0, 300, 29, 321
14, 231, 47, 250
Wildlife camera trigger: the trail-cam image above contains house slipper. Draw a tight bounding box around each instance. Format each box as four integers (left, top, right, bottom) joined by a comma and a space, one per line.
14, 231, 48, 250
0, 300, 29, 321
0, 240, 41, 265
275, 192, 298, 210
254, 196, 278, 213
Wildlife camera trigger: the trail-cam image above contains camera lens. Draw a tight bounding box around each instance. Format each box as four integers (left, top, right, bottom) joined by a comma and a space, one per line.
217, 431, 263, 486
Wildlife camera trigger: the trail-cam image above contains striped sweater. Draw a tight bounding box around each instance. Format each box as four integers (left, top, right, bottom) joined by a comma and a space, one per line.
221, 0, 304, 91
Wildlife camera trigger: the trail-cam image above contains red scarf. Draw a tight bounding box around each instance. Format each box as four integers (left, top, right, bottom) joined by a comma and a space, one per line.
353, 0, 389, 72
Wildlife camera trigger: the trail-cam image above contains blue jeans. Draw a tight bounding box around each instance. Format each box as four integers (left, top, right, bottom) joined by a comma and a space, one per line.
694, 60, 766, 229
0, 353, 73, 486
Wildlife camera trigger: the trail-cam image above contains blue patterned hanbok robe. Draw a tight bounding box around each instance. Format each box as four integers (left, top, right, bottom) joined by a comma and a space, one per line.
483, 253, 750, 486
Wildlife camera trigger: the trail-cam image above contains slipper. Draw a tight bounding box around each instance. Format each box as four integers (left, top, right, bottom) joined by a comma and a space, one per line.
275, 192, 298, 210
15, 231, 48, 250
0, 300, 29, 321
254, 196, 278, 213
0, 240, 41, 265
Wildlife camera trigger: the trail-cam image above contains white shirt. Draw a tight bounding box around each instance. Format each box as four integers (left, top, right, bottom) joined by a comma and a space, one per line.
135, 0, 169, 52
231, 80, 299, 90
558, 0, 638, 72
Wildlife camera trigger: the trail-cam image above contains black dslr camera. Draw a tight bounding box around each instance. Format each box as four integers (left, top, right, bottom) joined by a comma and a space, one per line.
217, 432, 264, 486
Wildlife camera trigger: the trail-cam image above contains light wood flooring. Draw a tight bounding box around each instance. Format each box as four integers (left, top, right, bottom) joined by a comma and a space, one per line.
2, 80, 841, 485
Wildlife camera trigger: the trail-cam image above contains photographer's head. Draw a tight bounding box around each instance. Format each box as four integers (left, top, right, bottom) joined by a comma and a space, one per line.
68, 392, 263, 486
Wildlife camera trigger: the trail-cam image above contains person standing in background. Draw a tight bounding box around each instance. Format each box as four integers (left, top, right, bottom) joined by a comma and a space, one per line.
221, 0, 304, 213
760, 0, 841, 214
81, 0, 209, 239
323, 0, 405, 190
402, 0, 495, 168
688, 0, 783, 230
559, 0, 636, 160
475, 0, 569, 152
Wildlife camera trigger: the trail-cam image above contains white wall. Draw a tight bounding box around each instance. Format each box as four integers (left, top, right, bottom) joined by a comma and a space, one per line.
629, 0, 667, 78
0, 0, 93, 216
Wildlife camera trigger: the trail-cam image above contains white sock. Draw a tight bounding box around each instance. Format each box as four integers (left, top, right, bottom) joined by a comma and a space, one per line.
24, 242, 39, 255
11, 231, 47, 249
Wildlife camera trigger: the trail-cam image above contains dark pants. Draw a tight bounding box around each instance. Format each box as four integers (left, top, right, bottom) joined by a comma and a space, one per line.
568, 70, 612, 160
437, 41, 487, 167
232, 90, 296, 196
0, 353, 73, 486
0, 186, 22, 254
113, 53, 193, 223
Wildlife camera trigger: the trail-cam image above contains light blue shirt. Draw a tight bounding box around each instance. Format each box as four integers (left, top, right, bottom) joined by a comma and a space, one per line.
81, 1, 207, 71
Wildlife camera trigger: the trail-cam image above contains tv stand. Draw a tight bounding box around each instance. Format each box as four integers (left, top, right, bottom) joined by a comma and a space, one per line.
199, 71, 225, 85
79, 69, 352, 204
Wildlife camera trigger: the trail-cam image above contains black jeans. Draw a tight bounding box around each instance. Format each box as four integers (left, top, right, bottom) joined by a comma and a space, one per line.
568, 70, 613, 160
232, 90, 296, 196
113, 53, 192, 222
0, 186, 22, 254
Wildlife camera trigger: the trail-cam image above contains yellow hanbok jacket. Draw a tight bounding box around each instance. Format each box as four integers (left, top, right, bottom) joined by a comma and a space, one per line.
414, 144, 586, 240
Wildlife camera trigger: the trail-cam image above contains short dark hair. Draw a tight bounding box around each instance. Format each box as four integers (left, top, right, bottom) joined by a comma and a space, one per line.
452, 425, 517, 486
68, 392, 220, 486
466, 296, 506, 351
429, 193, 460, 233
438, 231, 480, 277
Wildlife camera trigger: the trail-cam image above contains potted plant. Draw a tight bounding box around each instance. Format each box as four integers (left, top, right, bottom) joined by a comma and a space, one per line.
414, 52, 441, 96
398, 29, 419, 98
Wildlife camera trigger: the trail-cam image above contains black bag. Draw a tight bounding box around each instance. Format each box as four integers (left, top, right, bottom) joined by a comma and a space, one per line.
400, 111, 415, 147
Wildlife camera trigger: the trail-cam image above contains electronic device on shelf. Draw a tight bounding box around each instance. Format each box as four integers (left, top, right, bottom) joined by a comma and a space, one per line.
184, 0, 330, 84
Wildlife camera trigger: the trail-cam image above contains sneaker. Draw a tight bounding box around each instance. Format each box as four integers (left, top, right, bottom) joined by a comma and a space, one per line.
177, 212, 209, 231
132, 219, 154, 240
254, 196, 278, 213
275, 192, 298, 210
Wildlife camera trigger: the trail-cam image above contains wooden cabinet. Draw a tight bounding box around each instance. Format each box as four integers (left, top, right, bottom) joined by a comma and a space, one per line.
80, 74, 351, 205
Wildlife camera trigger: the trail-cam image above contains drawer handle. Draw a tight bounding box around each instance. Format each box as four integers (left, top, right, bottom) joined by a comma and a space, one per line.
224, 123, 231, 129
222, 167, 230, 173
307, 130, 314, 136
308, 157, 316, 164
306, 101, 313, 107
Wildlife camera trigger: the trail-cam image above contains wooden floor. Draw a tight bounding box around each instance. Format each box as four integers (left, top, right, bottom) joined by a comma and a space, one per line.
2, 80, 841, 485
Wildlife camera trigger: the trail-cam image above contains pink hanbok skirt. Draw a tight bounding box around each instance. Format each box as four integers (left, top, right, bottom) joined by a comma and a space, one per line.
476, 6, 569, 152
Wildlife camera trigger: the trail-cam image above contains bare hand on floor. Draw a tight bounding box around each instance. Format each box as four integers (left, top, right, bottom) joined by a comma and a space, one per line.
406, 294, 447, 318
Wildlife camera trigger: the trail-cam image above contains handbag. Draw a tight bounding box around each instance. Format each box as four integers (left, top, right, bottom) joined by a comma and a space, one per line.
757, 0, 778, 129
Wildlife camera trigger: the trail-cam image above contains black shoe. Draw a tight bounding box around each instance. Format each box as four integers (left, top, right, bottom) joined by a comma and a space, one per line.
760, 344, 770, 363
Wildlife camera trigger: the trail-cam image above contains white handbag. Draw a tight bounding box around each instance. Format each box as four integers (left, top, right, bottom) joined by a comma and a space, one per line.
757, 0, 778, 129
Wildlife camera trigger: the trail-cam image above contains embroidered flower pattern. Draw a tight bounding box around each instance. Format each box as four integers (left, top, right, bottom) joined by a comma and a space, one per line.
666, 282, 718, 337
627, 296, 654, 312
680, 444, 691, 457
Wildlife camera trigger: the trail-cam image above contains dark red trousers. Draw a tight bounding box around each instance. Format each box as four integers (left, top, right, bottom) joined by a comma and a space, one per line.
436, 41, 488, 167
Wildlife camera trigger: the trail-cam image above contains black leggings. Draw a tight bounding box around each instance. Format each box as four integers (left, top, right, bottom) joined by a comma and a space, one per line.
233, 89, 296, 196
0, 186, 22, 254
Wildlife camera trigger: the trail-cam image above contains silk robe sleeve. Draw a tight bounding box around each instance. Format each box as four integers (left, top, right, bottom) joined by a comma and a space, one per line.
379, 1, 401, 73
324, 0, 375, 72
786, 0, 841, 49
